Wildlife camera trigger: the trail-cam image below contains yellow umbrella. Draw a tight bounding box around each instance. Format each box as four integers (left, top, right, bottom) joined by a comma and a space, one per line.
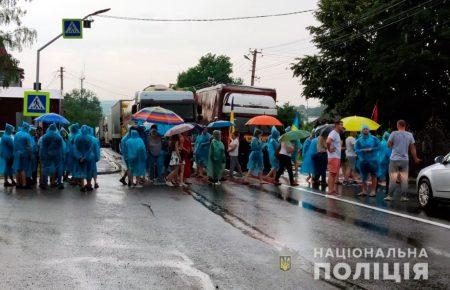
341, 116, 380, 132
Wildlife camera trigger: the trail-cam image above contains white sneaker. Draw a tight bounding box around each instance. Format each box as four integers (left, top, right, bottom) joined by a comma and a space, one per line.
400, 196, 409, 202
165, 180, 174, 187
369, 192, 376, 197
384, 195, 393, 201
180, 183, 188, 187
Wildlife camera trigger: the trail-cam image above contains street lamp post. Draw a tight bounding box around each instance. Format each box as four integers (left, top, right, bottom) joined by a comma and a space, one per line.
34, 8, 111, 113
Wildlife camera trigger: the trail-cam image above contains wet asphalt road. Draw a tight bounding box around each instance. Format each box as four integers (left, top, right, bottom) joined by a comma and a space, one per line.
1, 170, 449, 289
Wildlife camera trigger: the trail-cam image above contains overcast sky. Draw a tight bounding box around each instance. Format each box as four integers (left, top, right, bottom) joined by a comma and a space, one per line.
16, 0, 321, 106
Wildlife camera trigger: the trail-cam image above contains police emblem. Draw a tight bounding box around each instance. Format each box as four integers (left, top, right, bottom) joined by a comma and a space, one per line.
279, 255, 291, 271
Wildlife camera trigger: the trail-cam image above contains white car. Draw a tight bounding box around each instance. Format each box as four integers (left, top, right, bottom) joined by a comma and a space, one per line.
417, 153, 450, 208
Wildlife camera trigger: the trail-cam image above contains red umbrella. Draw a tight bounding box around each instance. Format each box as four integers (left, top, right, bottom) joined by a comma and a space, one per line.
245, 115, 282, 126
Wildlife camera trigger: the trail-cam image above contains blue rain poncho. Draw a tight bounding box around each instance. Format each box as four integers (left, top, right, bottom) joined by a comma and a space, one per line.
377, 132, 392, 180
126, 130, 147, 177
120, 127, 133, 169
194, 132, 211, 166
354, 127, 381, 163
40, 123, 65, 179
66, 124, 80, 174
73, 125, 96, 180
89, 127, 101, 176
300, 137, 317, 175
0, 124, 15, 176
247, 136, 264, 175
29, 127, 39, 174
267, 126, 280, 170
13, 122, 33, 176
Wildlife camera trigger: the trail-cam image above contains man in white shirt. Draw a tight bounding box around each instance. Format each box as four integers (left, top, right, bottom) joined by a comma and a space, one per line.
326, 120, 344, 194
228, 132, 242, 178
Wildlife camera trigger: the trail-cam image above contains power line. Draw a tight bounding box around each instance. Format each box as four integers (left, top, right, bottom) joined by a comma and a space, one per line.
261, 0, 407, 54
95, 9, 315, 22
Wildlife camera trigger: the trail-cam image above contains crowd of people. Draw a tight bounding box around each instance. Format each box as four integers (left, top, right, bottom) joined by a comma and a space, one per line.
300, 119, 420, 200
0, 122, 100, 192
1, 118, 420, 201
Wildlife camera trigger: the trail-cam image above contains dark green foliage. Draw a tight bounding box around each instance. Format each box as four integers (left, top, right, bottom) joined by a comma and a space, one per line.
0, 0, 37, 87
291, 0, 450, 132
176, 53, 243, 91
64, 89, 103, 128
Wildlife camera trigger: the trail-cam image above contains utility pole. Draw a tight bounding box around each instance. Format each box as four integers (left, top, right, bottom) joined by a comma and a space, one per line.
80, 74, 85, 97
59, 66, 64, 115
249, 49, 261, 86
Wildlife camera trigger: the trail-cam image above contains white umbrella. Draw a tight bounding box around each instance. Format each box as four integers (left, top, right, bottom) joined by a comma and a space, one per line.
164, 123, 195, 137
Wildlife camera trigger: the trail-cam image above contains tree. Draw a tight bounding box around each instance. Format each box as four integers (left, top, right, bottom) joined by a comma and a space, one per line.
291, 0, 450, 132
0, 0, 37, 87
277, 103, 302, 128
64, 89, 103, 128
176, 53, 243, 91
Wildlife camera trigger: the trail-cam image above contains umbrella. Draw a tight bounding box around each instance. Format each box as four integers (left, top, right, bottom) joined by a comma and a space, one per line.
314, 124, 333, 137
164, 123, 195, 137
341, 116, 380, 132
34, 113, 70, 125
132, 106, 184, 125
279, 130, 310, 142
207, 120, 233, 129
245, 115, 282, 126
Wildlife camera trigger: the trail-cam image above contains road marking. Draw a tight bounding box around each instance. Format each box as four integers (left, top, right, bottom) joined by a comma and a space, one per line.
282, 184, 450, 230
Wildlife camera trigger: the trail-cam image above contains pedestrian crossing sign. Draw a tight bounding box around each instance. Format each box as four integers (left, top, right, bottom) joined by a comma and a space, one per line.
62, 19, 82, 39
23, 91, 50, 117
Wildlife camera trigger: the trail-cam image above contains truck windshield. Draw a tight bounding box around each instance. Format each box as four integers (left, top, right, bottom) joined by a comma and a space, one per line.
234, 117, 272, 134
159, 103, 195, 121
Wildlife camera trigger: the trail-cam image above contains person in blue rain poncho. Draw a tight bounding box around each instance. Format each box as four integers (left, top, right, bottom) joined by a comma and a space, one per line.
0, 124, 15, 187
59, 127, 69, 181
245, 129, 264, 183
194, 128, 211, 178
67, 123, 80, 183
13, 121, 33, 188
126, 130, 147, 186
39, 123, 65, 190
265, 126, 280, 180
119, 126, 135, 185
354, 125, 381, 197
89, 127, 101, 188
377, 132, 392, 194
29, 126, 39, 185
73, 125, 96, 192
300, 135, 318, 183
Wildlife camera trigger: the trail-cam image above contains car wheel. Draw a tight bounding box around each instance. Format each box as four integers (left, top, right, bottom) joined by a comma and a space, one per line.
418, 178, 433, 208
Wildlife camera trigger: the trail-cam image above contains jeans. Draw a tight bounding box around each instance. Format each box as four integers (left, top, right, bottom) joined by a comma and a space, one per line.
149, 154, 165, 181
229, 156, 242, 176
387, 160, 409, 197
275, 154, 294, 185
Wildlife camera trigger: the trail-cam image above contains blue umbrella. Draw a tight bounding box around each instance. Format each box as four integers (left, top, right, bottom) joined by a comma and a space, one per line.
35, 113, 70, 125
207, 120, 233, 129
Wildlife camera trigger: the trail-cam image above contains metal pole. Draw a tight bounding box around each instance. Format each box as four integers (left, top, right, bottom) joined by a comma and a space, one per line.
59, 66, 64, 115
34, 8, 111, 91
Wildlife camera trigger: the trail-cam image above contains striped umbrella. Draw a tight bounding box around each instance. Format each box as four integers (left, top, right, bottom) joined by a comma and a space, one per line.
132, 106, 184, 125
